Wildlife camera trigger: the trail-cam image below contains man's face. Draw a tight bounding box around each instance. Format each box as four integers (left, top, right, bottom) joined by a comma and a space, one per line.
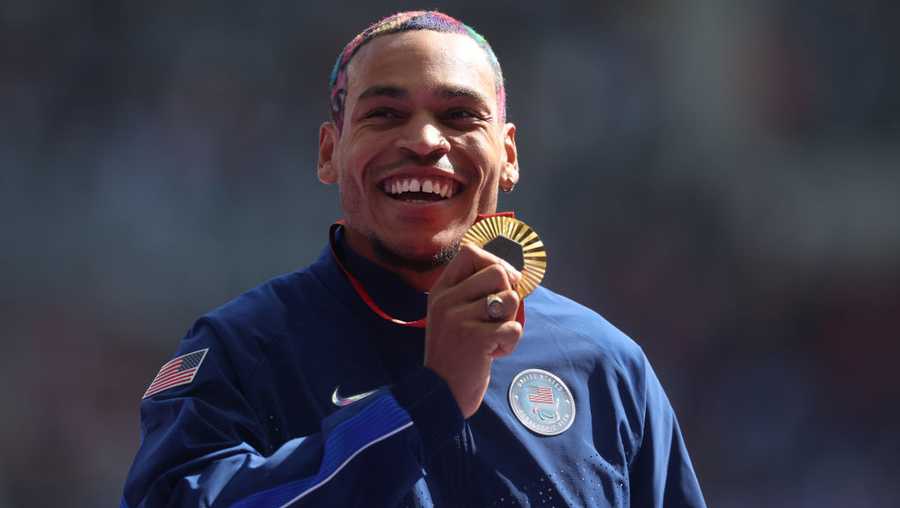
319, 30, 518, 271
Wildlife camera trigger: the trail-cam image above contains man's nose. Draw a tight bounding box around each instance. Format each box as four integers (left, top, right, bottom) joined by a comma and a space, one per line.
396, 115, 450, 158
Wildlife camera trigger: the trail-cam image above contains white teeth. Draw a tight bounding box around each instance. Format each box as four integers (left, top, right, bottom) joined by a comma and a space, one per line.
384, 177, 458, 198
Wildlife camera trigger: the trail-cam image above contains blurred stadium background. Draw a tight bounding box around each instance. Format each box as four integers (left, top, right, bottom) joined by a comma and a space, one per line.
1, 1, 898, 506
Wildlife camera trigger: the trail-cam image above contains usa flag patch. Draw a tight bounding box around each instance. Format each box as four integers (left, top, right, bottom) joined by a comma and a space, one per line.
142, 348, 208, 399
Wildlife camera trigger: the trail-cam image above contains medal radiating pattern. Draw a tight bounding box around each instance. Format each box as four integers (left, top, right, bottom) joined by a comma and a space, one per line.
462, 216, 547, 298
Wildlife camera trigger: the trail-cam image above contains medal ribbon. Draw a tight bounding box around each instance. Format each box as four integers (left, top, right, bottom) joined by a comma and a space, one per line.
329, 212, 525, 328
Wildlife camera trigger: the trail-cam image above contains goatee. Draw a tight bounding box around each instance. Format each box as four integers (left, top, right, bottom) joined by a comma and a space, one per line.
370, 236, 461, 273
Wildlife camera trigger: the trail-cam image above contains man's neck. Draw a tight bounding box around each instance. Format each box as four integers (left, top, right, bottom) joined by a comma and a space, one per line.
342, 226, 443, 293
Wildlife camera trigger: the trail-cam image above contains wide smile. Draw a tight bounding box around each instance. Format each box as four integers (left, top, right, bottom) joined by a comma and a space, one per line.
380, 175, 463, 203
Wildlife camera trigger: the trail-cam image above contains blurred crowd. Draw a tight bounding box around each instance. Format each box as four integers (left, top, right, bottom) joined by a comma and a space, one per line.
1, 1, 898, 506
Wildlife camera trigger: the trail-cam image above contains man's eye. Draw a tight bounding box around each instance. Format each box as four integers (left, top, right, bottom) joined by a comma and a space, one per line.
445, 109, 478, 120
365, 108, 403, 120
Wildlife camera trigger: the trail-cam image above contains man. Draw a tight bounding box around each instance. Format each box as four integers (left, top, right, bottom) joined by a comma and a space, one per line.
122, 11, 705, 507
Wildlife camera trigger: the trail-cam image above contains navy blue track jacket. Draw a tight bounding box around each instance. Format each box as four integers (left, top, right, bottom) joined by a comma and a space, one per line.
122, 231, 706, 507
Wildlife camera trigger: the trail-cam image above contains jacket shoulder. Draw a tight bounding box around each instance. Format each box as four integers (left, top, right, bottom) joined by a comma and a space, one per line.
199, 266, 326, 352
527, 286, 648, 372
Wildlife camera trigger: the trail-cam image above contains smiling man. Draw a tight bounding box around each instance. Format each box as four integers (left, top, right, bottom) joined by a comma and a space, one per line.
122, 11, 706, 507
319, 21, 517, 291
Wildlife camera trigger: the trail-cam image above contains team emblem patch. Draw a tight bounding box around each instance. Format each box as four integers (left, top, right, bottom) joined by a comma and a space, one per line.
508, 368, 575, 436
142, 348, 208, 399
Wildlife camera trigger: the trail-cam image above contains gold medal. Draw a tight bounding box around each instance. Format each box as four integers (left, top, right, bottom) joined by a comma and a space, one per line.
462, 216, 547, 298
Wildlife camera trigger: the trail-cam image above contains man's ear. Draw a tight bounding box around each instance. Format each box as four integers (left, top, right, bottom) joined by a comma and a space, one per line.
501, 122, 519, 188
318, 121, 338, 184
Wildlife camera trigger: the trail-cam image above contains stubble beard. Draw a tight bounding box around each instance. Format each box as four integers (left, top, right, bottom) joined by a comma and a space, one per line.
370, 234, 461, 273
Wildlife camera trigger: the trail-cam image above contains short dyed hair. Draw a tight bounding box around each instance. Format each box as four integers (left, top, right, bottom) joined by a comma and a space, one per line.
328, 11, 506, 131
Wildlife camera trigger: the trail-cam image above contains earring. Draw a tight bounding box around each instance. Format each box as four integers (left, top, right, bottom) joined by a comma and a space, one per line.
500, 179, 515, 193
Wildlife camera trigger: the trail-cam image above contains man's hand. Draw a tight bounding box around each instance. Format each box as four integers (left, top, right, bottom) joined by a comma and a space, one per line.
425, 243, 524, 418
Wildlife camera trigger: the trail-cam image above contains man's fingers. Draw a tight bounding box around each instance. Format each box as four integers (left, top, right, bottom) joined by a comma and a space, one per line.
482, 320, 524, 358
458, 288, 520, 323
441, 264, 521, 305
432, 244, 482, 290
433, 242, 522, 293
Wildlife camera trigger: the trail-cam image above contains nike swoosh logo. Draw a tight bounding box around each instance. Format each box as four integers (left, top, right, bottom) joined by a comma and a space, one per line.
331, 386, 377, 407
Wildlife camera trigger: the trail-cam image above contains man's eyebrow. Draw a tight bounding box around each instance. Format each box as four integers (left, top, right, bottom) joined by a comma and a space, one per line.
357, 85, 408, 101
437, 86, 490, 105
355, 84, 491, 107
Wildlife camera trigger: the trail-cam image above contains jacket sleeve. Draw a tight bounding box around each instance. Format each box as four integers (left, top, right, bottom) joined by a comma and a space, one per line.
628, 354, 707, 508
121, 321, 462, 507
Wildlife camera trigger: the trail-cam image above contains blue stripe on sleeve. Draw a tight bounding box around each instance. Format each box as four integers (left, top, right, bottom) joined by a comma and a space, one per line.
230, 394, 413, 508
